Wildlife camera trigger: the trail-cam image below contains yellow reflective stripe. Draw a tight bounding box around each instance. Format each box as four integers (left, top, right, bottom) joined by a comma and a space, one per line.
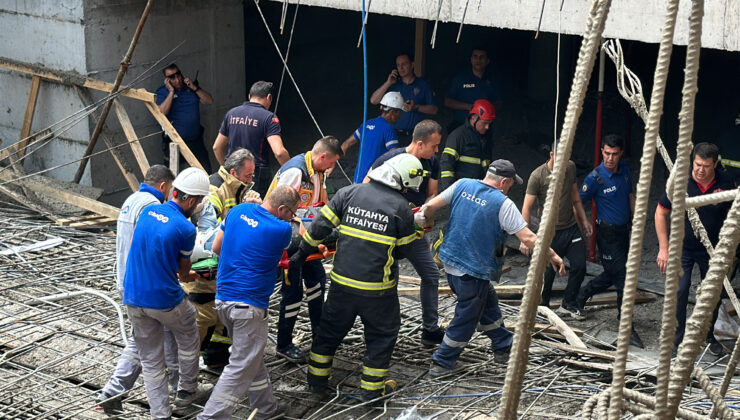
309, 352, 333, 363
441, 171, 455, 178
321, 206, 340, 227
721, 157, 740, 169
308, 366, 331, 376
382, 244, 395, 283
481, 159, 491, 167
362, 366, 388, 377
207, 196, 223, 213
338, 225, 395, 246
210, 334, 232, 344
224, 198, 237, 205
361, 379, 385, 390
459, 155, 481, 165
396, 231, 420, 246
303, 231, 321, 247
330, 271, 396, 291
443, 147, 459, 158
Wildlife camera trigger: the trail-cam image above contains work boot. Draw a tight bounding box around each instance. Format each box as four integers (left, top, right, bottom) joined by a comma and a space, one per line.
358, 379, 396, 403
174, 383, 214, 408
707, 338, 725, 356
575, 291, 588, 313
493, 345, 511, 364
421, 327, 445, 346
630, 328, 644, 349
427, 362, 462, 378
276, 344, 307, 363
556, 302, 586, 321
96, 391, 123, 416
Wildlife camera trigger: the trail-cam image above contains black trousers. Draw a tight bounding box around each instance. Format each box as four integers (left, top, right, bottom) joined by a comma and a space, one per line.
541, 224, 587, 306
252, 166, 274, 199
307, 286, 400, 398
162, 127, 212, 174
579, 222, 629, 315
276, 260, 326, 350
675, 248, 720, 347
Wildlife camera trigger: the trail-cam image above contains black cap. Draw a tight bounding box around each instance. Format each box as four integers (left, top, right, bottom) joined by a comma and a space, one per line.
488, 159, 523, 185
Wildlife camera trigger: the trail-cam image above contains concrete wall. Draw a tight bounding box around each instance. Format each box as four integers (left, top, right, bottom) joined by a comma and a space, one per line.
0, 1, 92, 183
268, 0, 740, 52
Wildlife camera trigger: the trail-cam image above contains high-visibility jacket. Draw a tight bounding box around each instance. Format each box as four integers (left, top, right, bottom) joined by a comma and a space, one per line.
299, 181, 420, 297
207, 165, 250, 221
439, 120, 492, 189
265, 152, 328, 206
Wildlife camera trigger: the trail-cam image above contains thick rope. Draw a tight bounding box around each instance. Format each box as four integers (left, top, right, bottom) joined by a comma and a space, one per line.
582, 389, 706, 420
496, 1, 612, 417
713, 333, 740, 417
685, 189, 739, 208
693, 367, 737, 419
667, 192, 740, 418
604, 0, 680, 417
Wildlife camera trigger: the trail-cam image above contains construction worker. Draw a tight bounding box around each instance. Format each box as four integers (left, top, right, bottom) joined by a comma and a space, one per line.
366, 120, 446, 345
197, 185, 300, 420
97, 165, 176, 415
576, 135, 643, 348
212, 81, 290, 196
123, 167, 213, 419
342, 91, 403, 183
655, 142, 735, 356
265, 136, 343, 363
188, 148, 261, 370
520, 143, 592, 318
293, 154, 424, 401
439, 99, 496, 191
416, 160, 565, 376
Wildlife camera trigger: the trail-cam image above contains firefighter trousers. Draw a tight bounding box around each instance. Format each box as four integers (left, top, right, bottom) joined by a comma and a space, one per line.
277, 260, 326, 350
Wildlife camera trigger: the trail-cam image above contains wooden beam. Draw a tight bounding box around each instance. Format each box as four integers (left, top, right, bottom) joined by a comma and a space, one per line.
532, 338, 640, 362
536, 306, 587, 349
17, 76, 42, 164
414, 20, 426, 77
113, 99, 150, 174
146, 101, 203, 171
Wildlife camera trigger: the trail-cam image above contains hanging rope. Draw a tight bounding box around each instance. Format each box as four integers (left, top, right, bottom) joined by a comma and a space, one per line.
693, 367, 738, 419
497, 1, 612, 418
713, 333, 740, 417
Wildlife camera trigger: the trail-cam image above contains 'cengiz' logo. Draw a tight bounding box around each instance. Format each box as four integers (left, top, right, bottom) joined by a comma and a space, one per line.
148, 210, 169, 223
240, 214, 259, 228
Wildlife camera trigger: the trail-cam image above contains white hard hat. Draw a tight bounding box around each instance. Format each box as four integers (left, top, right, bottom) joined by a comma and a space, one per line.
172, 167, 210, 196
368, 153, 426, 192
380, 91, 404, 110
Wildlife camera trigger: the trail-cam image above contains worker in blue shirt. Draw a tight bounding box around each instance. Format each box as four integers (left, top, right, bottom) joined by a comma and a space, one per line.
197, 185, 300, 420
123, 167, 213, 418
342, 92, 403, 183
576, 134, 643, 348
444, 48, 501, 131
370, 53, 438, 144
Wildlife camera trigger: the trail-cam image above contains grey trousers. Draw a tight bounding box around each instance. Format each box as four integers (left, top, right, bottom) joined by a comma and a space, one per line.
406, 235, 441, 331
128, 298, 201, 419
198, 300, 278, 420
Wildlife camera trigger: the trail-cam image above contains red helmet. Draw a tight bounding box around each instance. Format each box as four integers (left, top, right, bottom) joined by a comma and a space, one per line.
470, 99, 496, 121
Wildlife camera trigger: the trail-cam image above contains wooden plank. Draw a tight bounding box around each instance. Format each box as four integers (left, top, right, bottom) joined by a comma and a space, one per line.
414, 20, 426, 77
398, 286, 453, 296
504, 321, 584, 337
169, 142, 180, 175
531, 338, 641, 362
537, 306, 587, 349
146, 101, 203, 170
0, 57, 155, 102
17, 76, 41, 164
113, 99, 149, 174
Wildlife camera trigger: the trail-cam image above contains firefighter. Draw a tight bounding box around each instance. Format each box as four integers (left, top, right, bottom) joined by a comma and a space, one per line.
265, 136, 343, 363
291, 154, 424, 401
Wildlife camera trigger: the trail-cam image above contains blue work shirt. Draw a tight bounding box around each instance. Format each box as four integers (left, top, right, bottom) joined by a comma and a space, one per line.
219, 102, 282, 167
388, 77, 436, 132
216, 203, 292, 309
123, 201, 196, 310
371, 148, 439, 207
352, 116, 398, 183
155, 86, 201, 141
580, 162, 633, 226
447, 69, 499, 123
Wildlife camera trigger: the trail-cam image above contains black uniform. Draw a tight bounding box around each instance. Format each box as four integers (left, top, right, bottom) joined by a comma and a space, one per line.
439, 119, 492, 190
300, 181, 419, 399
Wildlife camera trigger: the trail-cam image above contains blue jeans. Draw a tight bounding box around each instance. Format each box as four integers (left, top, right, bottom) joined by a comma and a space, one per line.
431, 273, 513, 369
405, 235, 441, 331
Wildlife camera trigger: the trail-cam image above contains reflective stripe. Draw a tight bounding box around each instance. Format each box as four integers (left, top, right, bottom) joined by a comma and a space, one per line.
285, 301, 302, 311
481, 159, 491, 167
396, 231, 420, 246
210, 333, 232, 344
306, 290, 322, 301
330, 271, 397, 291
477, 318, 503, 332
211, 389, 239, 407
441, 171, 455, 178
362, 366, 388, 377
224, 198, 236, 206
305, 283, 321, 293
142, 368, 167, 383
571, 237, 582, 243
249, 378, 269, 391
338, 225, 396, 246
309, 352, 333, 363
721, 157, 740, 168
321, 206, 341, 227
361, 379, 385, 390
382, 244, 395, 284
178, 348, 199, 359
443, 147, 459, 159
303, 231, 320, 247
308, 365, 331, 376
459, 155, 481, 165
442, 334, 468, 348
180, 249, 193, 256
207, 195, 224, 213
285, 310, 299, 318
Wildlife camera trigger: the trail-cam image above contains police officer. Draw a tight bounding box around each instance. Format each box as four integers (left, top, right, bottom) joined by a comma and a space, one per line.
123, 168, 213, 418
655, 142, 735, 356
212, 81, 290, 196
265, 136, 342, 363
342, 92, 403, 183
439, 99, 496, 191
292, 154, 423, 401
416, 160, 565, 376
444, 47, 501, 132
576, 134, 643, 348
367, 120, 445, 345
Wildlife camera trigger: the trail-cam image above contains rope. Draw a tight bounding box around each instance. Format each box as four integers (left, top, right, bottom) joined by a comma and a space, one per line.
713, 332, 740, 417
685, 188, 739, 208
274, 0, 300, 114
582, 388, 707, 420
497, 1, 613, 418
693, 367, 737, 419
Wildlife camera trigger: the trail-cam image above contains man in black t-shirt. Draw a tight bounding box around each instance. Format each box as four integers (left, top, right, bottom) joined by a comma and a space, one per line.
655, 142, 736, 356
367, 120, 445, 346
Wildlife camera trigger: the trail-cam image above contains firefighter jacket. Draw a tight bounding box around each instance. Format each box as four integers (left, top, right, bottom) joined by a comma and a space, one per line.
439, 119, 492, 189
206, 165, 250, 221
299, 181, 420, 297
265, 152, 328, 206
